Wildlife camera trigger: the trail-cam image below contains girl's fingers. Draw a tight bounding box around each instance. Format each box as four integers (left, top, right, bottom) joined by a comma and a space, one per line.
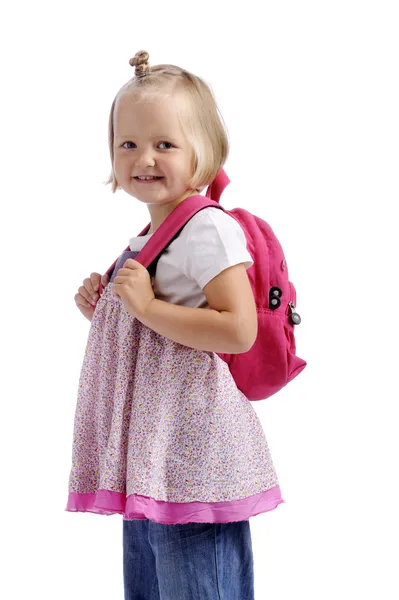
77, 286, 97, 306
84, 276, 101, 302
89, 272, 102, 292
75, 273, 104, 312
74, 293, 94, 309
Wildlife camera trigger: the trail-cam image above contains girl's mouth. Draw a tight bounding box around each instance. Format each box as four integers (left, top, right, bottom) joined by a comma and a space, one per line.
134, 176, 164, 182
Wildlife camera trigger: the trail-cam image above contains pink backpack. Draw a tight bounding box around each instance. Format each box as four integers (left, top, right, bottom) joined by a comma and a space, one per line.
98, 170, 306, 401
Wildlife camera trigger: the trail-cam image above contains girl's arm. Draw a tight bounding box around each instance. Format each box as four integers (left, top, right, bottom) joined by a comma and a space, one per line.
139, 263, 257, 354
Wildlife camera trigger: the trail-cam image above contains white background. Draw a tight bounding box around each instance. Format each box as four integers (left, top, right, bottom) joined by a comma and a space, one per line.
1, 0, 398, 598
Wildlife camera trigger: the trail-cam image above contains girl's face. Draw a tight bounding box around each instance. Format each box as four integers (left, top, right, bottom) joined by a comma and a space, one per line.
113, 91, 195, 208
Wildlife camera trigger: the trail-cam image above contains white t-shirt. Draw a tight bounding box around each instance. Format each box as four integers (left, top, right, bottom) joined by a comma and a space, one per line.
128, 207, 254, 309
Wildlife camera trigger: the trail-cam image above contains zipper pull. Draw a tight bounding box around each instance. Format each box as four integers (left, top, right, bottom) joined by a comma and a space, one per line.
289, 301, 302, 325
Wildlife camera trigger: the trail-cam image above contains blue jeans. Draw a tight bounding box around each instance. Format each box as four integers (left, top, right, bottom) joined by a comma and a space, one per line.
123, 518, 255, 600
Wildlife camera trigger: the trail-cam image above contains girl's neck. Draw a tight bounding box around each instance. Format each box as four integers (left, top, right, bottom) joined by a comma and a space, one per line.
147, 189, 199, 235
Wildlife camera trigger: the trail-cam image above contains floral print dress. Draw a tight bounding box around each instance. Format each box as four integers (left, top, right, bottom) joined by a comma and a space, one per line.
66, 249, 285, 525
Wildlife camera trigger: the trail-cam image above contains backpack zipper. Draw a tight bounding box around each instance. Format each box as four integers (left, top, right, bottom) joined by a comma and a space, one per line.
288, 301, 302, 325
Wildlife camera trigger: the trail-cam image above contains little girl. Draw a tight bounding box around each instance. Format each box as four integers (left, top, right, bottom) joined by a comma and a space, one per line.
66, 50, 285, 600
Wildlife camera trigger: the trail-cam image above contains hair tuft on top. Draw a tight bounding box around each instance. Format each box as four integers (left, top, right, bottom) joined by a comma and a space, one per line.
129, 50, 150, 78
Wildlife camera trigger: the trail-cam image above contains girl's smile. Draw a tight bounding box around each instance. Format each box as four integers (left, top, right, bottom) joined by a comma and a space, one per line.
134, 176, 164, 183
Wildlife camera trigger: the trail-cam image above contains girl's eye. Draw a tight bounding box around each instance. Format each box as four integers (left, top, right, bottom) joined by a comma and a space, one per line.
121, 141, 173, 150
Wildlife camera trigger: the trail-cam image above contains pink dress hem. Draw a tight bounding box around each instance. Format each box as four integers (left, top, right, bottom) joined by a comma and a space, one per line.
65, 485, 285, 524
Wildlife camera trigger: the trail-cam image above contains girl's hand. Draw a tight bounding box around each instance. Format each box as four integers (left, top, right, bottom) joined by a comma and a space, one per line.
112, 259, 155, 320
75, 272, 109, 322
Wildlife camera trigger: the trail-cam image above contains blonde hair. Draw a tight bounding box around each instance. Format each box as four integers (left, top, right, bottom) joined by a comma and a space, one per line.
104, 50, 229, 193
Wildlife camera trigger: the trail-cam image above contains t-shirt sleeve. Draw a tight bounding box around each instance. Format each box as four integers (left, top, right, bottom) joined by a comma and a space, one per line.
182, 208, 254, 290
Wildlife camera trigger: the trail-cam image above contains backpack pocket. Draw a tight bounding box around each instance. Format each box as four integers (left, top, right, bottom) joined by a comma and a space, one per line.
285, 282, 306, 382
218, 308, 290, 400
216, 282, 306, 401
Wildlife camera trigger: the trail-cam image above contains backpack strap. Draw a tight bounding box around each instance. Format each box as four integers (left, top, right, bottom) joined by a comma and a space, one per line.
138, 195, 225, 271
205, 168, 230, 202
100, 170, 230, 284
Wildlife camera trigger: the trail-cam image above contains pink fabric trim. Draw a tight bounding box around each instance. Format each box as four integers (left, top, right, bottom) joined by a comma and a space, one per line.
65, 486, 284, 524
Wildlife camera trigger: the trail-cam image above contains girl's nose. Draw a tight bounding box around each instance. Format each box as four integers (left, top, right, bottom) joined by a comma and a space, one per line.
137, 149, 155, 168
